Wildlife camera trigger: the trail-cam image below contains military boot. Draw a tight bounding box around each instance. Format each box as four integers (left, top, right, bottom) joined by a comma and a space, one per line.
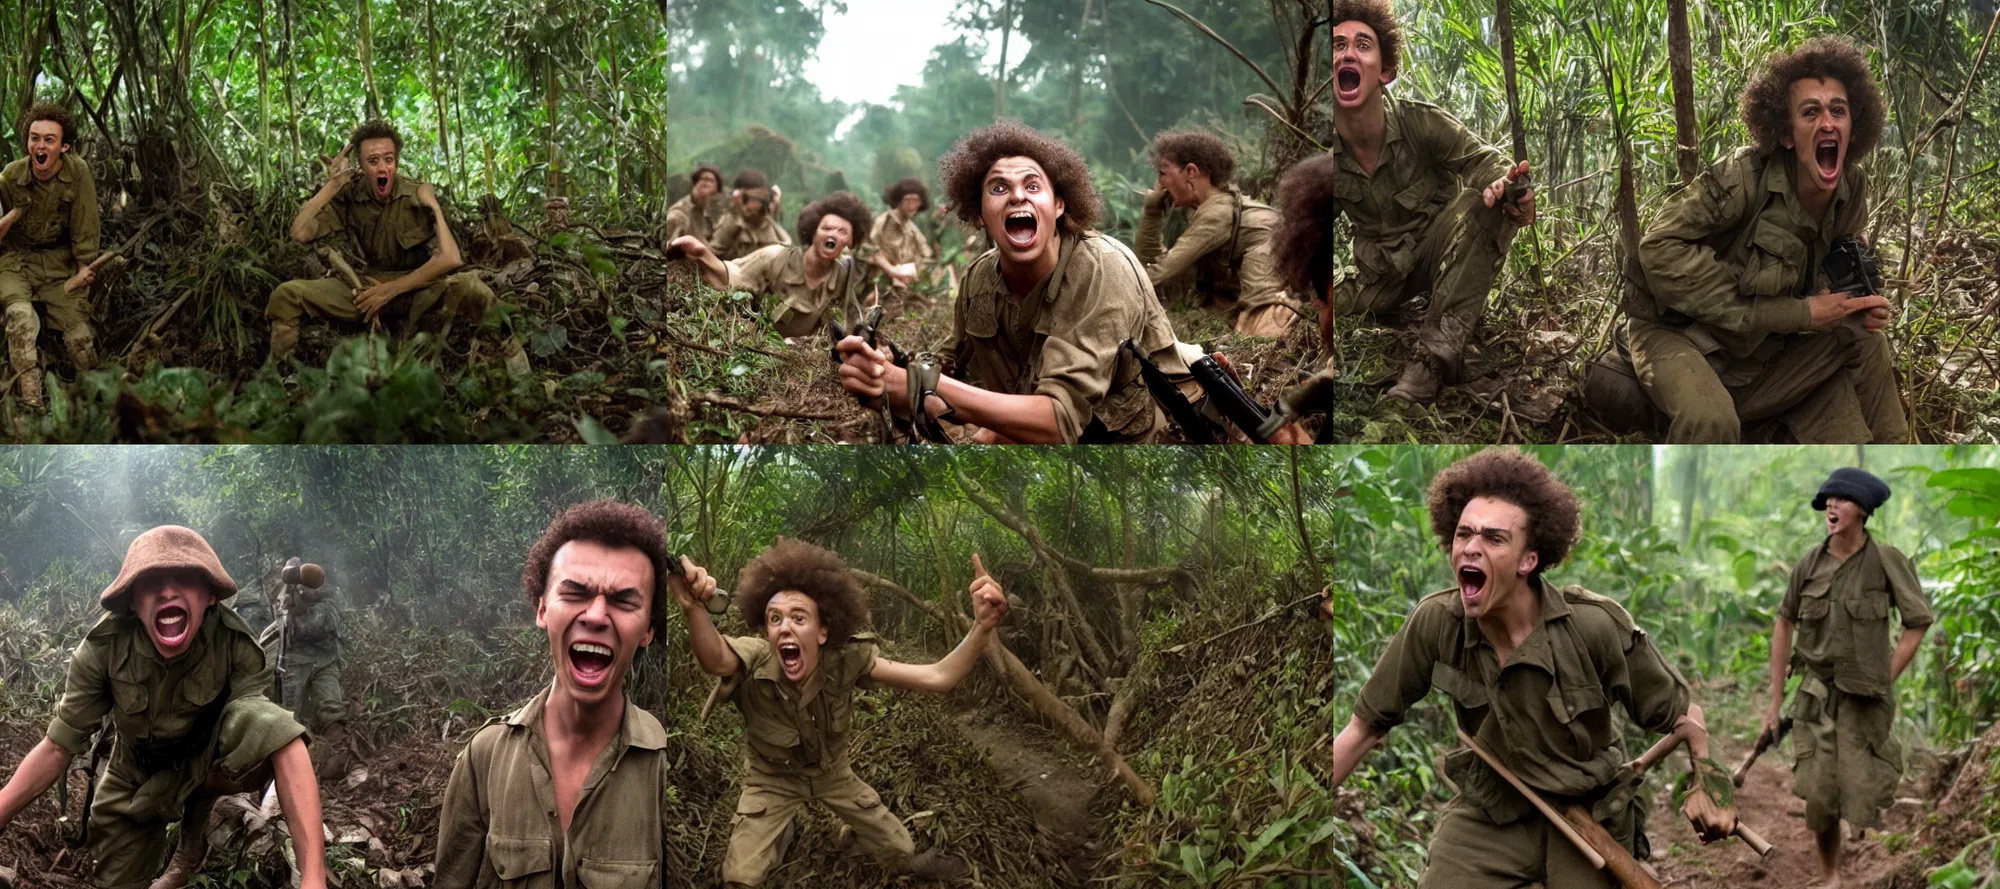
14, 365, 42, 408
267, 320, 300, 365
1386, 356, 1442, 403
313, 721, 353, 782
149, 795, 220, 889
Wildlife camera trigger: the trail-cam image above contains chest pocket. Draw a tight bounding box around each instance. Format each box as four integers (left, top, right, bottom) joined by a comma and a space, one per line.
1430, 662, 1489, 710
579, 859, 657, 889
1392, 177, 1438, 214
1737, 221, 1806, 299
1796, 582, 1833, 622
961, 262, 1001, 339
486, 834, 553, 885
181, 647, 229, 709
396, 205, 435, 251
24, 190, 68, 244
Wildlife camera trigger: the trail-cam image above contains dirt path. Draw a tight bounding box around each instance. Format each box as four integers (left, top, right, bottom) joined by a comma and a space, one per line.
1651, 743, 1927, 889
954, 712, 1101, 882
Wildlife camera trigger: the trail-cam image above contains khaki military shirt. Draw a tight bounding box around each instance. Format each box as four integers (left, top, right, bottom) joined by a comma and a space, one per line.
711, 212, 791, 261
303, 175, 444, 273
433, 686, 673, 889
724, 245, 862, 338
944, 231, 1189, 444
1318, 94, 1512, 285
663, 193, 715, 245
1133, 189, 1278, 298
1630, 147, 1868, 360
1780, 534, 1932, 699
867, 210, 932, 267
48, 605, 304, 779
264, 589, 342, 663
720, 635, 877, 776
0, 156, 100, 269
1356, 582, 1690, 821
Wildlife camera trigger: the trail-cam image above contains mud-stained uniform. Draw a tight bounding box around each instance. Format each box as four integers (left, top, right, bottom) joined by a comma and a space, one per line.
1615, 147, 1905, 443
47, 607, 306, 889
944, 231, 1190, 444
722, 244, 863, 338
1316, 93, 1518, 369
265, 175, 494, 358
663, 193, 718, 246
1134, 188, 1297, 336
718, 636, 913, 887
1355, 581, 1691, 889
433, 686, 674, 889
259, 590, 345, 733
867, 210, 932, 269
710, 212, 791, 262
1, 156, 101, 396
1779, 534, 1931, 832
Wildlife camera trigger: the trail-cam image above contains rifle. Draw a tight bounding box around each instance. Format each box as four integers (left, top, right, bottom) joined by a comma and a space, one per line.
1822, 235, 1883, 298
1189, 355, 1270, 442
828, 304, 903, 442
1732, 716, 1794, 788
1121, 340, 1221, 443
1458, 728, 1661, 889
58, 715, 113, 848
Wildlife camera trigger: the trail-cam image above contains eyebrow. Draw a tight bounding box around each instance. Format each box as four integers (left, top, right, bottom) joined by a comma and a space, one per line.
1457, 523, 1516, 537
557, 579, 641, 597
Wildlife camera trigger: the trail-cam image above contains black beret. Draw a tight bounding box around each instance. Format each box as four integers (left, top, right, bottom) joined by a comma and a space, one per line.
1813, 467, 1891, 514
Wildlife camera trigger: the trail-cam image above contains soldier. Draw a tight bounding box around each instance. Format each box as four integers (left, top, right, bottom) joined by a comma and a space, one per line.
663, 163, 723, 246
675, 538, 1007, 886
1588, 37, 1905, 443
669, 191, 872, 338
1136, 129, 1296, 337
1271, 0, 1535, 402
836, 121, 1193, 444
264, 119, 494, 364
1321, 449, 1729, 887
0, 525, 326, 889
434, 501, 714, 889
260, 559, 350, 779
1, 103, 100, 408
710, 169, 791, 261
1765, 468, 1930, 888
866, 177, 935, 293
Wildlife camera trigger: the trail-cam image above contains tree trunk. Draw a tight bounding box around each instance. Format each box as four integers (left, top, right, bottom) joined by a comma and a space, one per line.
1666, 0, 1701, 184
545, 56, 561, 195
1289, 447, 1323, 589
994, 0, 1013, 120
424, 0, 451, 170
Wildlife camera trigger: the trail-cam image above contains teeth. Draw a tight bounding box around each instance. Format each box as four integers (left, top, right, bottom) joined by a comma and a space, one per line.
571, 642, 612, 657
159, 613, 185, 626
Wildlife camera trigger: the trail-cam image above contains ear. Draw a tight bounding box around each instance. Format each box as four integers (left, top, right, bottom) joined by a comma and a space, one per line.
1516, 549, 1540, 578
816, 626, 828, 646
640, 623, 656, 649
533, 592, 549, 630
1780, 135, 1795, 150
1052, 194, 1066, 220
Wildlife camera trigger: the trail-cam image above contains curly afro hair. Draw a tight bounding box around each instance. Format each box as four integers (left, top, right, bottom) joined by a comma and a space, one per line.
1426, 449, 1581, 575
1330, 0, 1403, 78
690, 163, 723, 189
733, 168, 770, 190
795, 191, 874, 248
521, 500, 674, 637
735, 538, 870, 648
882, 177, 931, 212
22, 103, 78, 147
1150, 129, 1237, 186
1740, 36, 1884, 163
348, 119, 404, 155
1271, 154, 1345, 300
937, 120, 1099, 235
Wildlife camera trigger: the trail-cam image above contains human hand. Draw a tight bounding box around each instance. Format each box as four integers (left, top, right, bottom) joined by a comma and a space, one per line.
669, 556, 719, 612
1806, 291, 1889, 331
1483, 160, 1535, 225
322, 147, 356, 191
969, 553, 1008, 629
354, 277, 403, 319
836, 335, 892, 400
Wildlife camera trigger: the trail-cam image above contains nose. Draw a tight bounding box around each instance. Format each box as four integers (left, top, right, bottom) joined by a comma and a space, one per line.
579, 595, 612, 626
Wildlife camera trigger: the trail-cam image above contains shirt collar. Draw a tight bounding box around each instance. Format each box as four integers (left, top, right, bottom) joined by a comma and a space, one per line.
1455, 576, 1573, 646
1326, 92, 1403, 159
505, 683, 666, 751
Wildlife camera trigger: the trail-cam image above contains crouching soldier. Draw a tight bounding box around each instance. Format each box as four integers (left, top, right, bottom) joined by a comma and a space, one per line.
0, 525, 326, 889
260, 559, 351, 779
866, 177, 936, 295
670, 191, 872, 337
1137, 129, 1297, 337
676, 539, 1007, 886
435, 501, 712, 889
264, 119, 493, 364
1, 103, 101, 407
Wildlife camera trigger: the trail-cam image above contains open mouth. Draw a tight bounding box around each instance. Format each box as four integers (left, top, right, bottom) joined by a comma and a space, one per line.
1002, 210, 1039, 250
154, 604, 190, 646
374, 175, 392, 199
30, 151, 50, 172
1336, 65, 1364, 103
1814, 138, 1840, 183
821, 236, 840, 254
778, 641, 805, 679
1456, 565, 1490, 609
568, 640, 615, 688
1826, 511, 1842, 533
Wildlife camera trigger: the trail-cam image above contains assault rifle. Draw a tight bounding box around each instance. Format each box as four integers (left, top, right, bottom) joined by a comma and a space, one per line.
1123, 341, 1341, 443
1823, 235, 1883, 298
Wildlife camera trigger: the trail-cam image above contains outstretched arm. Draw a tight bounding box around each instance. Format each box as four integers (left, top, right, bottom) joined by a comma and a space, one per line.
1326, 715, 1388, 788
669, 557, 737, 677
270, 738, 327, 889
291, 148, 355, 243
870, 554, 1009, 694
1765, 616, 1793, 737
669, 236, 731, 290
0, 737, 71, 832
836, 338, 1063, 442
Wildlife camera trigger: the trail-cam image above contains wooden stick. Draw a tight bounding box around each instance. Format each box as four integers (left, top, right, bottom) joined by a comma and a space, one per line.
319, 248, 367, 292
1631, 729, 1777, 857
1457, 728, 1607, 870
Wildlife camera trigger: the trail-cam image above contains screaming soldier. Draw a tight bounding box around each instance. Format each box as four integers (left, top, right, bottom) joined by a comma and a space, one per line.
264, 120, 494, 364
837, 121, 1193, 444
1589, 37, 1905, 443
866, 177, 936, 294
1322, 450, 1730, 887
435, 501, 717, 889
1765, 468, 1930, 888
1, 103, 100, 408
1136, 129, 1297, 337
260, 559, 351, 779
664, 163, 724, 247
709, 169, 791, 261
670, 191, 873, 337
1271, 0, 1536, 402
675, 538, 1008, 886
0, 526, 327, 889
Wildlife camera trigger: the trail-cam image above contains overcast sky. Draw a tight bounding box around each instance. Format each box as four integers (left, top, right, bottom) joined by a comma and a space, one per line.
802, 0, 1027, 108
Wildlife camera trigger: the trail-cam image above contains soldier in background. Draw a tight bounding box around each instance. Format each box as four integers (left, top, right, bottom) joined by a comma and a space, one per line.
261, 558, 351, 779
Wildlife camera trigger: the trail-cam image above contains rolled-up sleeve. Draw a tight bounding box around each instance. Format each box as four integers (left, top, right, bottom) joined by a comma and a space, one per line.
1883, 546, 1933, 629
47, 635, 113, 755
1354, 598, 1447, 733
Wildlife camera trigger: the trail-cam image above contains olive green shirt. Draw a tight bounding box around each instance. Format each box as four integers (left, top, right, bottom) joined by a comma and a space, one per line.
261, 589, 342, 664
867, 210, 932, 267
662, 194, 716, 246
1133, 189, 1278, 298
1356, 582, 1690, 820
720, 635, 878, 776
0, 156, 100, 269
1318, 94, 1513, 283
944, 231, 1190, 444
1630, 147, 1869, 360
710, 212, 791, 261
433, 686, 673, 889
723, 244, 862, 338
48, 605, 304, 778
302, 175, 444, 273
1780, 534, 1932, 699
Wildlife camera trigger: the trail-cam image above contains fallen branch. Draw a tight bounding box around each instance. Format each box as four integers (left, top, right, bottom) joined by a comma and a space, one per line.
689, 391, 844, 421
1161, 591, 1323, 655
1140, 0, 1284, 99
320, 248, 366, 291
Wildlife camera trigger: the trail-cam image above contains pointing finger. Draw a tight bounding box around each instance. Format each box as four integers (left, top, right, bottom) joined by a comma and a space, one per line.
972, 553, 987, 579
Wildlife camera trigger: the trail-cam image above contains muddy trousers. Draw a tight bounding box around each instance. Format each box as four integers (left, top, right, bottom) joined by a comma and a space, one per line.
2, 261, 97, 402
1791, 676, 1902, 833
1332, 192, 1517, 373
1629, 323, 1907, 443
1417, 799, 1638, 889
87, 759, 273, 889
263, 271, 494, 363
722, 763, 914, 887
